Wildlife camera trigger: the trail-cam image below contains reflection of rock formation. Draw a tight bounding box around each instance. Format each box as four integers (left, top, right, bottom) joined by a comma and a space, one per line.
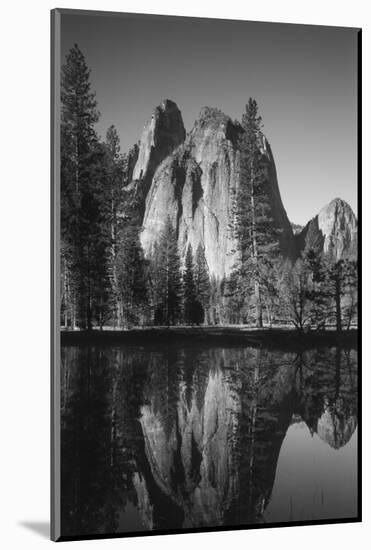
296, 347, 358, 450
60, 344, 358, 536
140, 366, 240, 527
317, 408, 357, 449
137, 348, 297, 528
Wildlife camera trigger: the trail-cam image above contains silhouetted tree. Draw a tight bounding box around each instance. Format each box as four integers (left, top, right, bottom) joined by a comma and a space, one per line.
308, 254, 358, 333
281, 257, 312, 332
183, 245, 200, 324
194, 244, 211, 324
61, 44, 110, 329
152, 218, 183, 325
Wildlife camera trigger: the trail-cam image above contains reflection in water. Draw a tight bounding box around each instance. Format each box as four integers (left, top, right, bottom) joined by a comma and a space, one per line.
265, 423, 357, 523
60, 344, 358, 537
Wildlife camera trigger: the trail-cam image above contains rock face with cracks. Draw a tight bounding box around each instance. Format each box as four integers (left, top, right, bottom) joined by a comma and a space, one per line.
295, 198, 357, 260
133, 101, 296, 279
133, 99, 186, 204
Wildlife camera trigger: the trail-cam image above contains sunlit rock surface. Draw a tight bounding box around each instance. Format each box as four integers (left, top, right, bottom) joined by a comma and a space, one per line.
134, 102, 296, 278
133, 99, 186, 201
60, 345, 358, 535
137, 349, 297, 528
296, 198, 357, 260
317, 408, 357, 449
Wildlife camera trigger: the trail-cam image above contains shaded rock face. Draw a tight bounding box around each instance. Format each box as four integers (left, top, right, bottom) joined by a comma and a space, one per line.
296, 198, 357, 260
140, 368, 240, 527
137, 103, 296, 278
133, 99, 186, 203
126, 143, 139, 184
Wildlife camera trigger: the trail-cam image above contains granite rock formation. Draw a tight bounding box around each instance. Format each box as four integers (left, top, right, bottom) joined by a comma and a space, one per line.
131, 101, 296, 279
295, 198, 357, 260
132, 99, 186, 203
136, 348, 297, 528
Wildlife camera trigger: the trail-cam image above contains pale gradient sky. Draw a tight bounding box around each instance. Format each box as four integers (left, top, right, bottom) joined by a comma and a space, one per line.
61, 11, 359, 225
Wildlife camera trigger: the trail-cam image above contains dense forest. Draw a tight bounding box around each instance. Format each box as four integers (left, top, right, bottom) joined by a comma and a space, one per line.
60, 45, 358, 333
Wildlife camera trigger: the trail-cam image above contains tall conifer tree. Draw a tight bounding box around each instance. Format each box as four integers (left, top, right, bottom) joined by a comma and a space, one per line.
61, 44, 102, 329
104, 125, 126, 327
183, 245, 198, 324
194, 244, 211, 324
233, 98, 281, 327
153, 218, 183, 325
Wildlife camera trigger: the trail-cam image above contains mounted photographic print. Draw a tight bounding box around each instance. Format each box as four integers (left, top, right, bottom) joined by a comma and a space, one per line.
51, 9, 361, 542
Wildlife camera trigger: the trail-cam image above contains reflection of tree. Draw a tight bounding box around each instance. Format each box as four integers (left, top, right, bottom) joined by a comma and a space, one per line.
145, 347, 183, 438
61, 347, 148, 536
139, 347, 299, 526
295, 346, 358, 448
224, 350, 296, 524
61, 342, 358, 536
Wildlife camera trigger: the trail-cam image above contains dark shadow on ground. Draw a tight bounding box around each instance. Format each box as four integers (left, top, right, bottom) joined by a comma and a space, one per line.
61, 326, 358, 351
19, 521, 49, 539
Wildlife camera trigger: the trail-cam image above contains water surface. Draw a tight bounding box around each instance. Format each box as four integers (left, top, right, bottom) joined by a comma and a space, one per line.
60, 343, 358, 537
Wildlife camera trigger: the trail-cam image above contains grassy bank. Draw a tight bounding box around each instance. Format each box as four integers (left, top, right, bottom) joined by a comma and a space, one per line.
61, 326, 358, 351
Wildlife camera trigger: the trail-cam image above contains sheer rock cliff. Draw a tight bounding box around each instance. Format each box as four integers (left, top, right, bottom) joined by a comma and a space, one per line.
295, 198, 357, 260
132, 101, 296, 279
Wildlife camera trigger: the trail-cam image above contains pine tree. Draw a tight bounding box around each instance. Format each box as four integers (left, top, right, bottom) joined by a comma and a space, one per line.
259, 259, 285, 327
104, 125, 126, 327
302, 249, 329, 329
223, 272, 246, 324
77, 142, 112, 330
183, 245, 203, 325
60, 44, 102, 329
152, 218, 183, 325
209, 275, 223, 325
233, 98, 281, 327
281, 257, 313, 332
116, 223, 148, 328
342, 260, 358, 330
183, 245, 196, 324
194, 244, 211, 324
306, 253, 358, 333
147, 241, 162, 324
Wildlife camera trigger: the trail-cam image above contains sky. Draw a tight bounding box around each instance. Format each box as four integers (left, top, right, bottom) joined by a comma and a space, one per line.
61, 11, 359, 225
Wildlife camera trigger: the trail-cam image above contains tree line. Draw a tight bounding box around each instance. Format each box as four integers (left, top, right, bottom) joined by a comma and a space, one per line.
60, 45, 357, 332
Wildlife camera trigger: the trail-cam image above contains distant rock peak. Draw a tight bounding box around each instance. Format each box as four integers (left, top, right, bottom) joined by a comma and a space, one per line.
296, 198, 357, 260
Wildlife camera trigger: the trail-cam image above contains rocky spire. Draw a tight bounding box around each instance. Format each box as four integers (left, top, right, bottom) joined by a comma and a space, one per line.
132, 99, 186, 204
296, 198, 357, 260
139, 102, 296, 279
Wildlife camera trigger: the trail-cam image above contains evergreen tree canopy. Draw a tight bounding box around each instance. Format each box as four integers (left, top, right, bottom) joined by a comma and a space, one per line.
183, 245, 203, 325
60, 44, 105, 329
232, 98, 282, 327
194, 244, 211, 323
153, 218, 183, 325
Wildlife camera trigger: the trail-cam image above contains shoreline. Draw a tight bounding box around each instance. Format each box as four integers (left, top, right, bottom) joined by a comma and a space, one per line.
60, 326, 358, 350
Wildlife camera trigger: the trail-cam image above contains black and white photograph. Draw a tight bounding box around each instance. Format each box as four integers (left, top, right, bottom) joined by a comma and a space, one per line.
51, 8, 360, 542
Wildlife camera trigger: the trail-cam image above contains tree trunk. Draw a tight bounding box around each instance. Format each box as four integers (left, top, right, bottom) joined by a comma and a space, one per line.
335, 277, 342, 333
254, 280, 263, 328
87, 305, 93, 331
250, 165, 262, 329
63, 258, 69, 328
